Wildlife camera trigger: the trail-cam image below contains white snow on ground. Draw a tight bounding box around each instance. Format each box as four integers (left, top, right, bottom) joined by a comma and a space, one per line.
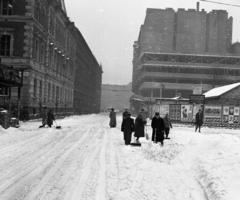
0, 114, 240, 199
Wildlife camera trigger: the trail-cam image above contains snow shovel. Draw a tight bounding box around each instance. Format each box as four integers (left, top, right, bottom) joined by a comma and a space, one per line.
130, 134, 141, 146
54, 120, 61, 129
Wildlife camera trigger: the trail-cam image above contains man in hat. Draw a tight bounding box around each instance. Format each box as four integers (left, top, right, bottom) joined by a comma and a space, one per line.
195, 109, 203, 132
121, 112, 134, 145
151, 112, 165, 146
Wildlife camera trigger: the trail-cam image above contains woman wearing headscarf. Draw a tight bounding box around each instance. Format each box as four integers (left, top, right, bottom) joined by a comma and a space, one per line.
134, 113, 145, 143
47, 109, 55, 128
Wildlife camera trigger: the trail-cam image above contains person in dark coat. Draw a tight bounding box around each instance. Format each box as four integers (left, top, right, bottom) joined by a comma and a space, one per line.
47, 109, 55, 128
134, 113, 145, 143
163, 113, 172, 139
109, 108, 117, 128
195, 109, 203, 132
40, 106, 48, 127
151, 112, 165, 146
122, 108, 128, 120
121, 112, 134, 145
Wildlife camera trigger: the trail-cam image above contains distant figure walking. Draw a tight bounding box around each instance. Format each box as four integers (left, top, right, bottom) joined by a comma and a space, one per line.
121, 112, 134, 145
122, 108, 128, 120
109, 108, 117, 128
163, 113, 172, 139
134, 113, 145, 143
40, 106, 47, 128
195, 109, 203, 132
47, 109, 55, 128
139, 108, 147, 125
151, 112, 165, 146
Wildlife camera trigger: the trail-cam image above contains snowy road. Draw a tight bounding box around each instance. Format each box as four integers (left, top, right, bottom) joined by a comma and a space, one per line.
0, 114, 240, 200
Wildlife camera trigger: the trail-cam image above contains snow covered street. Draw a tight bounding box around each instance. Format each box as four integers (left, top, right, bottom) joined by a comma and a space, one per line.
1, 114, 240, 200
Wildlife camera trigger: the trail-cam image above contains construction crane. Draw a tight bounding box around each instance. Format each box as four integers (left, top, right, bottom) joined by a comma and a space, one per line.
199, 0, 240, 7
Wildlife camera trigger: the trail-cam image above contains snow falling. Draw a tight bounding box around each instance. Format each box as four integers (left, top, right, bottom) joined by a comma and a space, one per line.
1, 113, 240, 199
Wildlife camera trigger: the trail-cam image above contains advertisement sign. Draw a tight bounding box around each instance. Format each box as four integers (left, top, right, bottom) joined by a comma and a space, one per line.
160, 105, 169, 118
189, 95, 205, 104
169, 104, 181, 121
222, 106, 240, 124
204, 105, 222, 123
181, 105, 193, 122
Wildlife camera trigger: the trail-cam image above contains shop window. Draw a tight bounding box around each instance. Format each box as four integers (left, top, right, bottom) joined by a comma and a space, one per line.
0, 0, 13, 15
0, 35, 11, 56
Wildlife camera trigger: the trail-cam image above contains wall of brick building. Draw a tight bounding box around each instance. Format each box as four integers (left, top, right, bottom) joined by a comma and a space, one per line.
176, 9, 206, 54
101, 84, 133, 111
141, 8, 175, 54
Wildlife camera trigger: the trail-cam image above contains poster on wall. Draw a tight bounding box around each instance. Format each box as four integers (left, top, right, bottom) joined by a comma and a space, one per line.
222, 106, 240, 124
193, 104, 204, 120
204, 105, 222, 123
159, 105, 169, 118
181, 105, 193, 122
169, 104, 181, 121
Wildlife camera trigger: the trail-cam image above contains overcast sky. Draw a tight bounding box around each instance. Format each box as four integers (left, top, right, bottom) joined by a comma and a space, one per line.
65, 0, 240, 85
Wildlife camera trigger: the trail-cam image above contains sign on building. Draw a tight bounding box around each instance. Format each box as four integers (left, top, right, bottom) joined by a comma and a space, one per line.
193, 86, 203, 95
204, 105, 222, 123
189, 95, 205, 104
222, 106, 240, 124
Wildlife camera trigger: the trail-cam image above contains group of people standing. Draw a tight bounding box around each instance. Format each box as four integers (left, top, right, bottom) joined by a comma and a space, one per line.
40, 106, 55, 128
121, 109, 172, 146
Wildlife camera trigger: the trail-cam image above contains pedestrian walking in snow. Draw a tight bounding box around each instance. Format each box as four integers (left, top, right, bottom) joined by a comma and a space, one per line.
122, 108, 128, 120
47, 109, 55, 128
121, 112, 134, 145
134, 113, 145, 143
139, 108, 147, 125
195, 109, 203, 132
163, 113, 172, 139
109, 108, 117, 128
151, 112, 165, 146
40, 106, 48, 128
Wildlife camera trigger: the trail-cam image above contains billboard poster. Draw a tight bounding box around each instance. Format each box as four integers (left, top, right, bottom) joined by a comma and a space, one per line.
181, 105, 193, 122
222, 106, 239, 124
160, 105, 169, 118
204, 105, 222, 123
169, 104, 181, 121
193, 104, 204, 120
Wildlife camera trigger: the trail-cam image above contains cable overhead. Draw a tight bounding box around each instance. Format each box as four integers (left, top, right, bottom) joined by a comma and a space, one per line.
200, 0, 240, 7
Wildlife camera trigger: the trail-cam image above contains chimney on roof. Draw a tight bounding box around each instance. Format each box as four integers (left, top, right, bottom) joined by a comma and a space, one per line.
197, 2, 200, 11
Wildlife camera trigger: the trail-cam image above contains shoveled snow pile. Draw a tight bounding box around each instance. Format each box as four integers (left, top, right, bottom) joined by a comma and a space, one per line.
0, 114, 240, 199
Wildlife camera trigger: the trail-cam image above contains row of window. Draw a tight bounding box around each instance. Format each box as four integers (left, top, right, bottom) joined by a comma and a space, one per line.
33, 79, 73, 104
141, 66, 240, 76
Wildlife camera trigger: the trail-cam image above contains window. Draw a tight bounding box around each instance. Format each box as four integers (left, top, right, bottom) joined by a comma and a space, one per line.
39, 80, 42, 99
0, 35, 10, 56
52, 85, 55, 102
40, 43, 45, 64
56, 86, 59, 102
34, 0, 40, 22
0, 0, 13, 15
48, 83, 51, 101
33, 79, 37, 97
34, 39, 39, 61
49, 46, 53, 67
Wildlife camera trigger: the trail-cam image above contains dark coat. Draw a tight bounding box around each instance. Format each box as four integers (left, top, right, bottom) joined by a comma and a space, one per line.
134, 115, 145, 138
195, 112, 203, 126
151, 117, 165, 142
47, 112, 55, 126
121, 117, 134, 141
109, 111, 117, 127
